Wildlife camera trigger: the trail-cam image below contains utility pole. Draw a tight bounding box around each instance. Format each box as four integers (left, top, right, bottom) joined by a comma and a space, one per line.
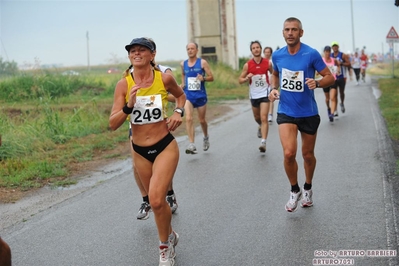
86, 31, 90, 72
350, 0, 355, 52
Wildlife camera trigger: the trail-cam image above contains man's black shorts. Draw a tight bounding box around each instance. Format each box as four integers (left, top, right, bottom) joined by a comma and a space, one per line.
250, 97, 270, 108
276, 113, 320, 135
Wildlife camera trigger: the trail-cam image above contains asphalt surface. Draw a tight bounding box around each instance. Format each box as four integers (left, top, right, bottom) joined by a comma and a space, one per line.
1, 76, 398, 266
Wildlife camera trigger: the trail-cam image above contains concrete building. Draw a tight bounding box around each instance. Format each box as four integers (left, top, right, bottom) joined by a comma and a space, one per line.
186, 0, 238, 70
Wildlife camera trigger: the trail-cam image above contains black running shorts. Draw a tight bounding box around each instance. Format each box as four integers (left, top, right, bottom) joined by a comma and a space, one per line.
276, 113, 320, 135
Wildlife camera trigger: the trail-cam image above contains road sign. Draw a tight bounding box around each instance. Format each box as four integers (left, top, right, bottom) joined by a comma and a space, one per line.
386, 26, 399, 43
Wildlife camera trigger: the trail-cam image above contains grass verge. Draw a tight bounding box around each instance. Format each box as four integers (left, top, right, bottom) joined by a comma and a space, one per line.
369, 61, 399, 174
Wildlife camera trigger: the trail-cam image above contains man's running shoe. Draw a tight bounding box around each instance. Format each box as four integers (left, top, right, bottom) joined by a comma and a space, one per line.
268, 114, 273, 122
285, 190, 302, 212
185, 143, 197, 154
203, 137, 210, 151
166, 194, 178, 214
329, 114, 334, 122
340, 103, 345, 113
137, 202, 151, 220
257, 126, 261, 138
259, 142, 266, 153
301, 189, 313, 207
159, 244, 175, 266
327, 108, 331, 116
170, 231, 179, 249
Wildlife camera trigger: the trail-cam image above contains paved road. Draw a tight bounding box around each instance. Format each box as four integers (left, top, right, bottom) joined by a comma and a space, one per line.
1, 76, 398, 266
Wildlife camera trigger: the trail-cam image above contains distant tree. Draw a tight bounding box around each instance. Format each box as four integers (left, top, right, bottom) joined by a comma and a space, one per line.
0, 57, 19, 76
107, 53, 124, 65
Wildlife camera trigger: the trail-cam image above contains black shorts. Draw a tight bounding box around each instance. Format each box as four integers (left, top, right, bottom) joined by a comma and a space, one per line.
132, 132, 175, 163
322, 86, 337, 93
250, 97, 270, 108
335, 78, 346, 91
276, 113, 320, 135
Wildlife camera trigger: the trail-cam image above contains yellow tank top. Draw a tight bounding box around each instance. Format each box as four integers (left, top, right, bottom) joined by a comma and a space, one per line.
125, 70, 169, 120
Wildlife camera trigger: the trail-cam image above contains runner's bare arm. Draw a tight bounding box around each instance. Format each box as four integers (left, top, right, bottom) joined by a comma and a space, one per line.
109, 79, 130, 131
310, 67, 335, 89
179, 61, 186, 89
238, 63, 251, 84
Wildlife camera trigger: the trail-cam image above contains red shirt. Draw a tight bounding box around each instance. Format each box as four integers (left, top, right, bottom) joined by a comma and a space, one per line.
247, 58, 270, 85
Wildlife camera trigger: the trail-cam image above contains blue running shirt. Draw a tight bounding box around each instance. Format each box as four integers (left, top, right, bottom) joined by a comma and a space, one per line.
183, 58, 207, 107
272, 43, 327, 117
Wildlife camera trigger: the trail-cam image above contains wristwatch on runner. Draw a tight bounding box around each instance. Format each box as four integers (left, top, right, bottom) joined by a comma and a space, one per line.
174, 107, 185, 117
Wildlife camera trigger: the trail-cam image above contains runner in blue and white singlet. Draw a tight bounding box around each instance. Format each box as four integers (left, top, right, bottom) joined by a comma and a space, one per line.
180, 42, 214, 155
331, 41, 351, 115
182, 58, 207, 108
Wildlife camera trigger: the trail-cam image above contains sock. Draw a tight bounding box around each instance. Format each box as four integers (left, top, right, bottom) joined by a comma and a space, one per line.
143, 195, 149, 204
159, 241, 169, 247
304, 182, 312, 190
261, 139, 266, 144
167, 190, 174, 196
204, 136, 209, 140
291, 183, 300, 193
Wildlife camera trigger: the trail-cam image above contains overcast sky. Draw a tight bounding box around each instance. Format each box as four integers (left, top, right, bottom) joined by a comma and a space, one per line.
1, 0, 398, 68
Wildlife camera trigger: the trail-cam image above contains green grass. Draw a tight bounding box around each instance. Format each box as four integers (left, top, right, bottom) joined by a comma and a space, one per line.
0, 60, 397, 190
376, 79, 399, 140
369, 62, 399, 174
368, 62, 399, 141
0, 62, 248, 190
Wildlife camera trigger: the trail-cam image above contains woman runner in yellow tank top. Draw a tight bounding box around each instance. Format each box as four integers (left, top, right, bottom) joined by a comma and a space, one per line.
109, 37, 186, 266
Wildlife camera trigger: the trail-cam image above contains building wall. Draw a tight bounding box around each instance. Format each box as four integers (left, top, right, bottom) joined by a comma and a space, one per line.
186, 0, 238, 70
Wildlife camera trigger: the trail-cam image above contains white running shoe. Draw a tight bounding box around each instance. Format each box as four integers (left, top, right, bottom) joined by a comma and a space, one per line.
159, 231, 179, 266
137, 202, 151, 220
170, 231, 179, 249
166, 194, 178, 214
159, 245, 175, 266
268, 114, 273, 122
203, 137, 210, 151
301, 189, 313, 207
285, 190, 302, 212
185, 143, 197, 154
257, 126, 261, 138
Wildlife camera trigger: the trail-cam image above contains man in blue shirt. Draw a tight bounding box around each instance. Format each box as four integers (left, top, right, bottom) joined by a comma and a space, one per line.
269, 17, 334, 212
